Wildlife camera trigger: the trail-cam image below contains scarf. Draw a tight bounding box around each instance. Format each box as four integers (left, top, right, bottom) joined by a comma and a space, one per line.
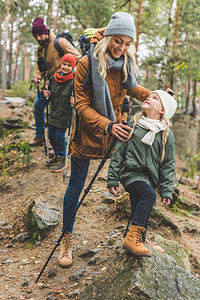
54, 70, 74, 83
136, 115, 168, 145
90, 43, 137, 121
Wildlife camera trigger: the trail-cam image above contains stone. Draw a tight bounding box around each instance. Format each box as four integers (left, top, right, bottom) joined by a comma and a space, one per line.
13, 232, 30, 242
30, 200, 59, 230
79, 248, 102, 258
181, 221, 200, 235
68, 290, 79, 298
149, 207, 181, 235
153, 235, 191, 271
69, 268, 86, 281
173, 113, 200, 158
88, 254, 108, 265
3, 117, 28, 129
78, 248, 200, 300
95, 204, 111, 215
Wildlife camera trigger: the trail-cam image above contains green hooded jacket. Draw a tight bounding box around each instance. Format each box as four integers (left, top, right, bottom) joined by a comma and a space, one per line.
48, 74, 74, 129
107, 121, 175, 200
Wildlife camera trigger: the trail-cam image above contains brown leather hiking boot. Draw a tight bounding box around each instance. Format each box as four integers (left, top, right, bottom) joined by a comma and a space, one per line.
29, 137, 45, 146
58, 233, 73, 268
123, 225, 151, 257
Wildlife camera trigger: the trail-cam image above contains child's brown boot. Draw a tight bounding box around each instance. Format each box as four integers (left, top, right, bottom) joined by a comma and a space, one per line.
123, 225, 151, 257
58, 233, 73, 268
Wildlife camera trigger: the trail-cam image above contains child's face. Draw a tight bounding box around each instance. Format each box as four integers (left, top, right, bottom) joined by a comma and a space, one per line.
142, 92, 164, 119
61, 62, 73, 74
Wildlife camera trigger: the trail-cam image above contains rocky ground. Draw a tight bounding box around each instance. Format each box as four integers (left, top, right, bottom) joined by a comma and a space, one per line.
0, 101, 200, 300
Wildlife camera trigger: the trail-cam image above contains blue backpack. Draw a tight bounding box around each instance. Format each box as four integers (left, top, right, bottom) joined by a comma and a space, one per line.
54, 32, 76, 57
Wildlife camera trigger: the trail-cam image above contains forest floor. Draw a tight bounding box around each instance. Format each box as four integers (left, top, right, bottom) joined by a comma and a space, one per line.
0, 102, 200, 300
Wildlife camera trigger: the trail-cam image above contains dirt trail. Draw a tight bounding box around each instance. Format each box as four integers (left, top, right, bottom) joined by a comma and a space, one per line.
0, 124, 200, 299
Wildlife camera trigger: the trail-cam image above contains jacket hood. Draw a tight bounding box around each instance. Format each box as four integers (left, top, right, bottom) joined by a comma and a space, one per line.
90, 28, 105, 44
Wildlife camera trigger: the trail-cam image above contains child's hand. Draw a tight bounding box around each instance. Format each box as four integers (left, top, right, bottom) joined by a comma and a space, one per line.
109, 186, 119, 197
43, 90, 51, 98
162, 198, 171, 205
70, 96, 75, 105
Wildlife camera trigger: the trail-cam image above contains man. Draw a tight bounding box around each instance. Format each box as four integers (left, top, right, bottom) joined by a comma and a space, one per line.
29, 17, 81, 146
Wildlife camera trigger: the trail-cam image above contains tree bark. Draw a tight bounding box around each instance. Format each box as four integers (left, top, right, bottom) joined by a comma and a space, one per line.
8, 16, 14, 83
13, 40, 21, 82
135, 0, 142, 61
190, 79, 197, 117
185, 78, 191, 115
1, 0, 10, 99
53, 0, 59, 31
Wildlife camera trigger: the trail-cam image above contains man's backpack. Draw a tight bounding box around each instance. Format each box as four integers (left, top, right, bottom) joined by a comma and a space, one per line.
54, 32, 76, 57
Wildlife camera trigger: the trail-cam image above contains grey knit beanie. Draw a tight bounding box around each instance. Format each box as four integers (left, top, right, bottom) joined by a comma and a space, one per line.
104, 12, 136, 40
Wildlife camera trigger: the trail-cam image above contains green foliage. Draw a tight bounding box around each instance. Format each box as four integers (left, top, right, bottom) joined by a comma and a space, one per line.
0, 139, 32, 183
5, 80, 32, 99
19, 142, 31, 167
183, 151, 200, 179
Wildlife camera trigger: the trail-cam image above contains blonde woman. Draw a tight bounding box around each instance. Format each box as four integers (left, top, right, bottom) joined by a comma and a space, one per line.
107, 90, 177, 257
58, 12, 152, 267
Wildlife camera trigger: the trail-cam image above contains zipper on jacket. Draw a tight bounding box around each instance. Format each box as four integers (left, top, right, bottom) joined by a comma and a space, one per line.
145, 144, 147, 181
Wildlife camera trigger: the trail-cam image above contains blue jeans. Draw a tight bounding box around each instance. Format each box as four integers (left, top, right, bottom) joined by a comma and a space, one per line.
34, 92, 49, 138
62, 156, 90, 233
48, 124, 66, 157
126, 181, 157, 241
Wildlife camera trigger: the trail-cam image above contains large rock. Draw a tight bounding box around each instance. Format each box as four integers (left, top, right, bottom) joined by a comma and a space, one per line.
173, 113, 200, 157
149, 207, 180, 235
30, 200, 59, 230
78, 248, 200, 300
153, 235, 191, 271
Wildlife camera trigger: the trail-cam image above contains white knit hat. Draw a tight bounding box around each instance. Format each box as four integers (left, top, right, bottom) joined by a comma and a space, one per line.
154, 90, 177, 119
104, 12, 136, 40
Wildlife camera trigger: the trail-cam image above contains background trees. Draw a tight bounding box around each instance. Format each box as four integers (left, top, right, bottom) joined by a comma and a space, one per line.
0, 0, 200, 114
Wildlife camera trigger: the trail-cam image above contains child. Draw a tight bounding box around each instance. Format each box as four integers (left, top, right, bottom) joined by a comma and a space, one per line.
43, 54, 76, 172
107, 90, 177, 257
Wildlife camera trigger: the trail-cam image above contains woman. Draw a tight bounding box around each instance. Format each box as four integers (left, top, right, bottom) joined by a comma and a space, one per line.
58, 12, 152, 267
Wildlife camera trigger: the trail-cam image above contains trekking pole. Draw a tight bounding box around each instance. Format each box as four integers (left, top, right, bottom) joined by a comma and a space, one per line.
63, 103, 74, 182
36, 81, 47, 156
124, 214, 132, 237
35, 137, 117, 284
45, 85, 50, 168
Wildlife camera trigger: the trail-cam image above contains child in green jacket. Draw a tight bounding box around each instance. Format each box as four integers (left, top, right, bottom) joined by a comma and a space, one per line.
43, 54, 76, 172
107, 90, 177, 257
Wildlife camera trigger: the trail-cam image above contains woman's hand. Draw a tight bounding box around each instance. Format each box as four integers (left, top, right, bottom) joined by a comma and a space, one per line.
166, 88, 176, 99
70, 96, 75, 105
162, 198, 171, 205
111, 123, 132, 142
43, 90, 51, 98
109, 186, 119, 197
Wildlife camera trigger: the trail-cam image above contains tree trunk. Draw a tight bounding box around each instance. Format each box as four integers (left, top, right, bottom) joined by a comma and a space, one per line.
1, 0, 10, 99
185, 78, 191, 115
24, 49, 30, 81
190, 79, 197, 117
13, 41, 21, 82
47, 0, 54, 28
197, 173, 200, 192
8, 17, 14, 83
158, 0, 177, 89
53, 0, 59, 31
135, 0, 142, 60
